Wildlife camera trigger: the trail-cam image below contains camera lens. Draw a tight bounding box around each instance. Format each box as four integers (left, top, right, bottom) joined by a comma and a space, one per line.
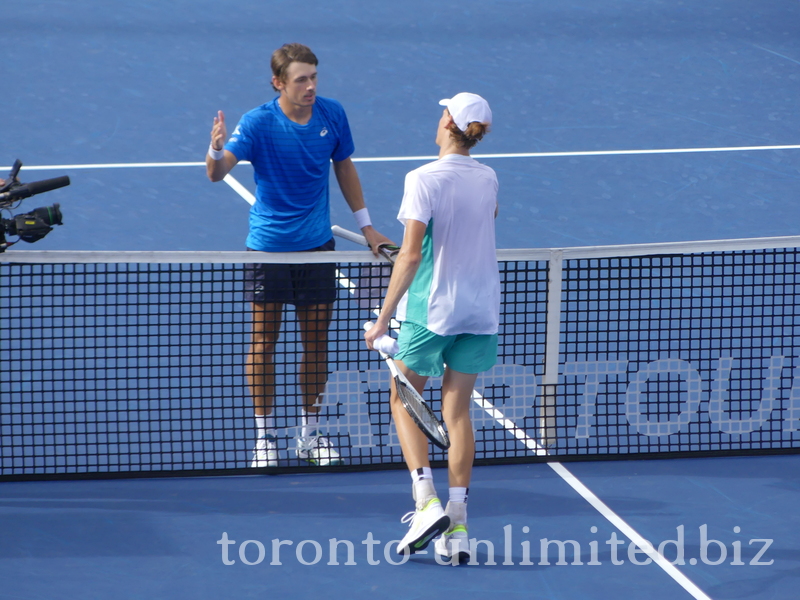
32, 203, 62, 226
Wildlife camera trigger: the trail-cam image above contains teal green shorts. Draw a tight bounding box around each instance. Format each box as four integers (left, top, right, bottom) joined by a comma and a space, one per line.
395, 322, 498, 377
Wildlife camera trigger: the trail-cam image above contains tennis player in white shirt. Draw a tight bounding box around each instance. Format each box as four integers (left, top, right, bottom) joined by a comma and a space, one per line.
365, 93, 500, 563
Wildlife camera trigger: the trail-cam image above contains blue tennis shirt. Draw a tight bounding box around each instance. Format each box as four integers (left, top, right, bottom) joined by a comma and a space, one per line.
225, 96, 355, 251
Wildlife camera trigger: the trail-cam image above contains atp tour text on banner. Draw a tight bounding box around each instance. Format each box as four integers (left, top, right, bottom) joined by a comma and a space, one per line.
564, 356, 800, 438
319, 357, 800, 448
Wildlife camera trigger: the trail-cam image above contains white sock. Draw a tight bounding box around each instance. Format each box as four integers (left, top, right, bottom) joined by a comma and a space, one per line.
449, 487, 468, 504
301, 410, 319, 438
410, 468, 436, 507
412, 479, 437, 507
255, 415, 276, 441
446, 500, 468, 526
410, 467, 433, 484
255, 416, 266, 438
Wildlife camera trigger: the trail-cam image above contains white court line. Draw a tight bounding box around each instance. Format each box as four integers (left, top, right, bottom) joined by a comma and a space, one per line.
549, 461, 712, 600
471, 393, 712, 600
223, 173, 255, 205
4, 142, 800, 171
751, 44, 800, 67
366, 143, 800, 162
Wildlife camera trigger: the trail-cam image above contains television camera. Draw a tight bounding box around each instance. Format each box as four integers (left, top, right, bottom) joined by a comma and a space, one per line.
0, 159, 69, 252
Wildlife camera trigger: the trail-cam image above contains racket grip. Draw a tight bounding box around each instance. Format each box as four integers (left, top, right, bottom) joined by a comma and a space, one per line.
331, 225, 368, 247
363, 321, 400, 356
375, 335, 399, 356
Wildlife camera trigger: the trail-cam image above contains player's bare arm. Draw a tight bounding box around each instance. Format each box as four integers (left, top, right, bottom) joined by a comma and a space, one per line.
332, 157, 394, 255
206, 110, 239, 182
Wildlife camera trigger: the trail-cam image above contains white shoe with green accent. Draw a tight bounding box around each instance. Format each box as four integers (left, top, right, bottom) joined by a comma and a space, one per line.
435, 523, 471, 565
396, 498, 450, 555
296, 432, 344, 466
251, 434, 278, 468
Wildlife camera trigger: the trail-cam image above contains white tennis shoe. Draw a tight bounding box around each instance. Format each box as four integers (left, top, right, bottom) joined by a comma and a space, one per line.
296, 432, 344, 466
396, 497, 450, 555
434, 500, 471, 564
251, 434, 278, 468
435, 523, 471, 565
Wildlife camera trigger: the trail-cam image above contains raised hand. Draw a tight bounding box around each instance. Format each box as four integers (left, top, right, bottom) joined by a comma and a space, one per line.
211, 110, 227, 151
206, 110, 239, 181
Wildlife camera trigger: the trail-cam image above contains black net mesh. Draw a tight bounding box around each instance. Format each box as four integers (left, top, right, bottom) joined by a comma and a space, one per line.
1, 246, 798, 480
555, 249, 800, 457
0, 254, 547, 478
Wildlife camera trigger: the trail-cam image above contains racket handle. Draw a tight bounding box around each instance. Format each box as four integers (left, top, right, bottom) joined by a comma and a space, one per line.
331, 225, 368, 247
375, 336, 399, 356
363, 321, 399, 356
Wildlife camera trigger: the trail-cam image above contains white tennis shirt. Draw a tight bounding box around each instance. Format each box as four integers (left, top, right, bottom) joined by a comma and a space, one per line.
395, 153, 501, 336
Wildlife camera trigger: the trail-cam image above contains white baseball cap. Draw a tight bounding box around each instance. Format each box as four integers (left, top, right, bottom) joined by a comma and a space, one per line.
439, 93, 492, 132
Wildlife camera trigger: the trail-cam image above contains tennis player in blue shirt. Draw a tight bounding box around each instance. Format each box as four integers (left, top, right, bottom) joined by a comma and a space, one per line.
206, 43, 392, 468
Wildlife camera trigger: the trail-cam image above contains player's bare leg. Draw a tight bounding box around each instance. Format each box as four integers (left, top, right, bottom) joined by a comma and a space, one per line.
296, 303, 333, 413
440, 368, 478, 488
247, 302, 283, 416
392, 361, 449, 555
247, 302, 283, 466
295, 303, 341, 465
390, 361, 431, 471
435, 367, 478, 564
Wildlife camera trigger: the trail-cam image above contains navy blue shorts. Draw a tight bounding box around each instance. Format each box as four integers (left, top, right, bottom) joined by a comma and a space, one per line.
244, 239, 337, 306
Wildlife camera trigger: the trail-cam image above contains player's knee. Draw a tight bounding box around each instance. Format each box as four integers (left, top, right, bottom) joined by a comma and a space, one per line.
442, 407, 471, 429
250, 339, 278, 355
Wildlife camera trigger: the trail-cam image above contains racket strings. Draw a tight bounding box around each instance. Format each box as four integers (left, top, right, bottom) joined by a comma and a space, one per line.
396, 381, 449, 449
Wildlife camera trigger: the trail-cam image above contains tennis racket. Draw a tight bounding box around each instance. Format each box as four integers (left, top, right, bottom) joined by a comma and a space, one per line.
331, 224, 399, 263
363, 322, 450, 450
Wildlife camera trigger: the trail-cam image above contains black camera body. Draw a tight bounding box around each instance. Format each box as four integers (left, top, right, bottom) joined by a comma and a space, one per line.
0, 159, 69, 252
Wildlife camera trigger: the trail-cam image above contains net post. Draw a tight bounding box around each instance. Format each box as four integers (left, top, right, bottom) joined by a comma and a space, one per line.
539, 249, 563, 447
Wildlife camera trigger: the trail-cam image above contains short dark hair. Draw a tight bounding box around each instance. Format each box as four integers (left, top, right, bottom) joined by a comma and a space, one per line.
271, 43, 318, 92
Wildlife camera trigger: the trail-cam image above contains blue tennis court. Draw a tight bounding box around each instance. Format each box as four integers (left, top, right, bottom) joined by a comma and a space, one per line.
1, 457, 797, 599
3, 1, 800, 598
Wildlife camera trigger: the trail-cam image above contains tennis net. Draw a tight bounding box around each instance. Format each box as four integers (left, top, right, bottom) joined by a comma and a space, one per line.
2, 237, 800, 480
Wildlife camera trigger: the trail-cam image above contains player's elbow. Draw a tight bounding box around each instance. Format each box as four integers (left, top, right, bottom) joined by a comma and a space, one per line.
206, 155, 234, 182
207, 165, 226, 183
400, 250, 422, 269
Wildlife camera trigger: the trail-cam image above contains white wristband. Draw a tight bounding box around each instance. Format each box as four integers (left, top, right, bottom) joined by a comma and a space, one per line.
353, 207, 372, 229
208, 144, 225, 161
